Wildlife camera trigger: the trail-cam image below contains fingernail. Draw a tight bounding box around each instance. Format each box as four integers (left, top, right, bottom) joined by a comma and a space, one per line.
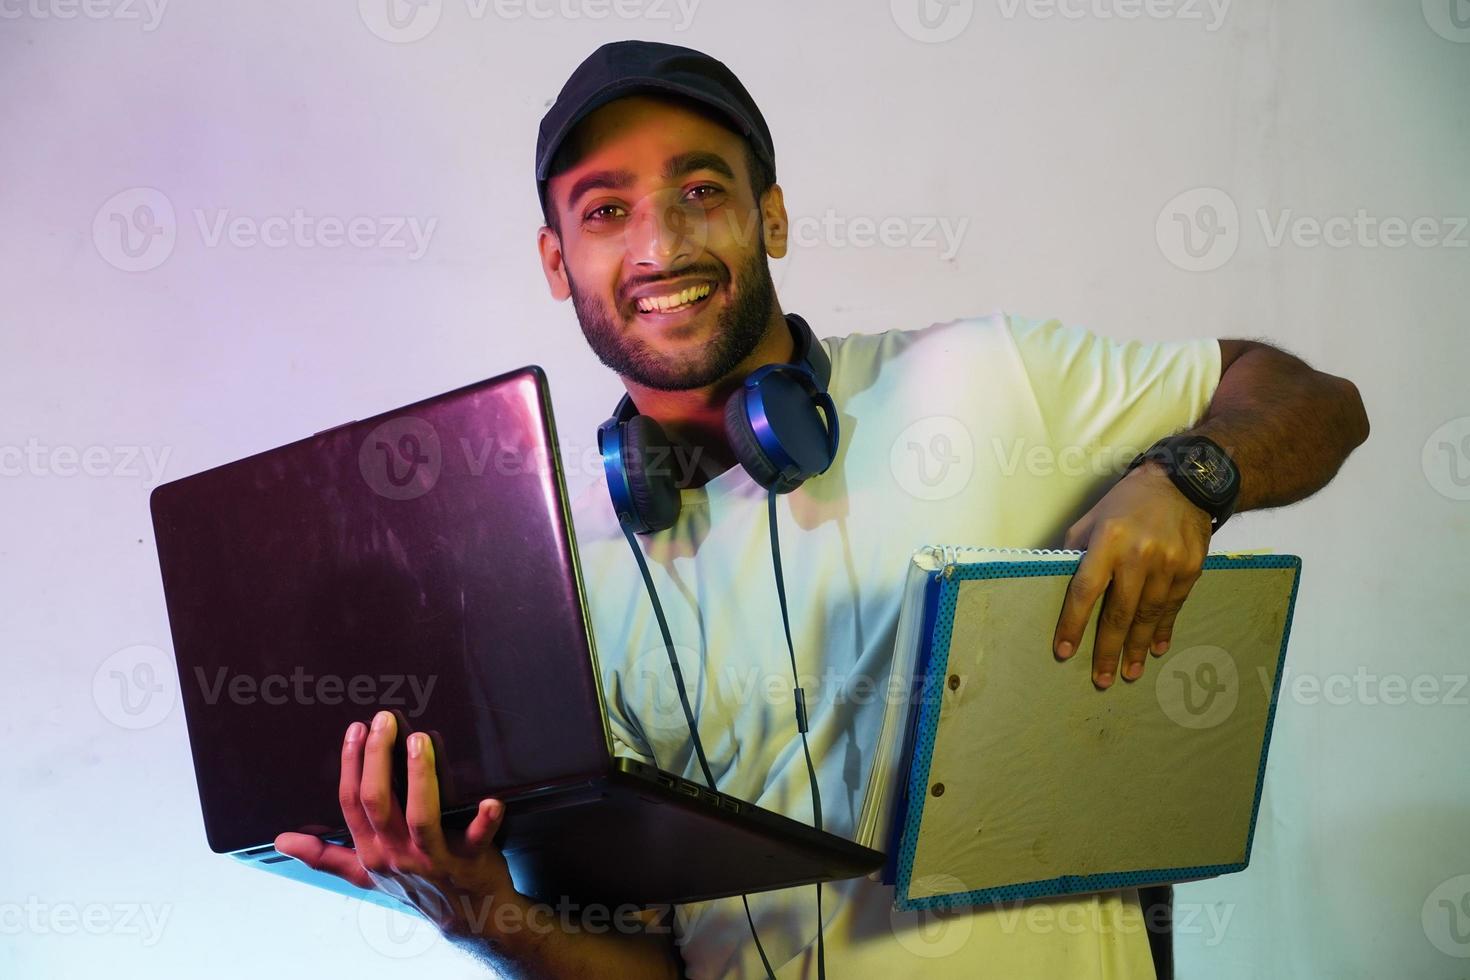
1056, 641, 1074, 660
372, 710, 390, 732
1095, 672, 1113, 688
345, 722, 364, 744
1152, 640, 1170, 656
1124, 662, 1142, 681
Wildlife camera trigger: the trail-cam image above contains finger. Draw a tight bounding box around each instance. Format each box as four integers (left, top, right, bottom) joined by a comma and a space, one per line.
274, 832, 374, 891
463, 799, 507, 853
360, 710, 408, 840
1092, 564, 1145, 689
1062, 512, 1094, 552
1120, 571, 1173, 682
337, 721, 379, 852
1053, 547, 1111, 662
404, 732, 449, 859
1151, 571, 1200, 656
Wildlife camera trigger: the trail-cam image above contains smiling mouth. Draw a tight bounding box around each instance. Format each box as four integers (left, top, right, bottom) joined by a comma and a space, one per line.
633, 281, 715, 317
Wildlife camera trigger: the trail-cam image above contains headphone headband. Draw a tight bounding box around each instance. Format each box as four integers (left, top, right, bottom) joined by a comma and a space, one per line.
786, 313, 830, 389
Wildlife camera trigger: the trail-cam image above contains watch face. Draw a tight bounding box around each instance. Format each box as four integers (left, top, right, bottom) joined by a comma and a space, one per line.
1182, 443, 1235, 499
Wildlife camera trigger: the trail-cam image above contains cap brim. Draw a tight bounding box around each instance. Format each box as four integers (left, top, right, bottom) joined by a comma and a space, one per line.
536, 75, 754, 182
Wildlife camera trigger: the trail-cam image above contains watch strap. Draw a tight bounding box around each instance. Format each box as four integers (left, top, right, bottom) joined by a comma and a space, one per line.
1127, 435, 1239, 531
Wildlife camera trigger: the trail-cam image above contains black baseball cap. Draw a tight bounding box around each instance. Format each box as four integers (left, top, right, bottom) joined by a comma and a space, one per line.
535, 40, 777, 216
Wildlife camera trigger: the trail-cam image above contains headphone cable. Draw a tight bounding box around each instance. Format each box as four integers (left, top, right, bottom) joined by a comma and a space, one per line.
619, 520, 778, 979
767, 488, 827, 980
615, 491, 833, 980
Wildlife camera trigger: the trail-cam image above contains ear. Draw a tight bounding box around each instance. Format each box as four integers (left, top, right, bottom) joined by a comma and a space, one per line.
761, 183, 789, 261
537, 224, 571, 301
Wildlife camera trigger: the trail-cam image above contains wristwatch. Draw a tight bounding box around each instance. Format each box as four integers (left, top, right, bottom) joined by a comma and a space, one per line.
1126, 434, 1241, 531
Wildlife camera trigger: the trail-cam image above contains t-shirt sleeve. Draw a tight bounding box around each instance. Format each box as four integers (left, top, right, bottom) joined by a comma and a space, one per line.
1004, 312, 1222, 469
610, 729, 655, 765
604, 671, 658, 766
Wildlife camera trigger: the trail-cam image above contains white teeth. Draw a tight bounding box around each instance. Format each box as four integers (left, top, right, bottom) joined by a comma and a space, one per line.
636, 282, 712, 314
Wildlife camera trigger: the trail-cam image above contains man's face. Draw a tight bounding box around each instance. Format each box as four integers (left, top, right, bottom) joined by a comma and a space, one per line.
538, 95, 787, 392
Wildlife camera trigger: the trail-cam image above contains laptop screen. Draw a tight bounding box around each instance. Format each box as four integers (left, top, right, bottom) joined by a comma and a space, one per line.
151, 367, 612, 853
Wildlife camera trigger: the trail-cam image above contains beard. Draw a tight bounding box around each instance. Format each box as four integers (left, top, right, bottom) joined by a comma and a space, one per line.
567, 245, 776, 392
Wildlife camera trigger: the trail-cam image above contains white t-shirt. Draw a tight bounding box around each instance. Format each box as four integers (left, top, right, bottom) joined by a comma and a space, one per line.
567, 311, 1222, 979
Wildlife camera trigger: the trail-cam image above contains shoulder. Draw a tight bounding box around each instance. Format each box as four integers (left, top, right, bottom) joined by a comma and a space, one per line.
821, 311, 1010, 379
568, 476, 621, 547
833, 311, 1218, 390
819, 310, 1043, 399
999, 311, 1224, 401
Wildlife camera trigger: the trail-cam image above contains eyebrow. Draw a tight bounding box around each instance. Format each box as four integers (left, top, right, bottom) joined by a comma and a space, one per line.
564, 151, 738, 213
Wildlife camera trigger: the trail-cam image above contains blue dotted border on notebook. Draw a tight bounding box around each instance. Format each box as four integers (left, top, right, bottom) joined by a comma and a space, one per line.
892, 553, 1303, 912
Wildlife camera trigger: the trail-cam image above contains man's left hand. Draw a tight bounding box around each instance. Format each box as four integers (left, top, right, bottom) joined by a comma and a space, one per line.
1051, 461, 1213, 688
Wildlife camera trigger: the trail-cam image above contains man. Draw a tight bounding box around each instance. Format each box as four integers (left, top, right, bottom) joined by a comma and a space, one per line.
277, 40, 1368, 978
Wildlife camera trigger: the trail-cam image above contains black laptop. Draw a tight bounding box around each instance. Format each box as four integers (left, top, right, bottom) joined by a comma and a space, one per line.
149, 364, 883, 914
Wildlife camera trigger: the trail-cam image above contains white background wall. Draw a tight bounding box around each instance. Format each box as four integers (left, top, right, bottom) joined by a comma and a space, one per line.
3, 1, 1467, 977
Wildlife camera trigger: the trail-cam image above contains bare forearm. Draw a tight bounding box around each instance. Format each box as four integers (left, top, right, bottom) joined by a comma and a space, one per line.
445, 896, 684, 980
1189, 342, 1369, 512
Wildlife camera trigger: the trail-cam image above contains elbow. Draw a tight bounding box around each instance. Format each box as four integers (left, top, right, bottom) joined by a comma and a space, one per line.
1335, 375, 1370, 449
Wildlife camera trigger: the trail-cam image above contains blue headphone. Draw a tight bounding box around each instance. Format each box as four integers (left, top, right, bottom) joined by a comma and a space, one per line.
597, 313, 840, 533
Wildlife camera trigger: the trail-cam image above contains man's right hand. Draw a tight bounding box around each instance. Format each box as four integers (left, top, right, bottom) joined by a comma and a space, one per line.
275, 710, 522, 938
274, 710, 685, 979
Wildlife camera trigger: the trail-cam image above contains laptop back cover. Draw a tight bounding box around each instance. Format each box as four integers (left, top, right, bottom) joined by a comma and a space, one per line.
150, 366, 612, 853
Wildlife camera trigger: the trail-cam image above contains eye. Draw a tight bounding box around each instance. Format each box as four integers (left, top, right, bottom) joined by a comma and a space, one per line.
584, 202, 626, 224
685, 184, 723, 204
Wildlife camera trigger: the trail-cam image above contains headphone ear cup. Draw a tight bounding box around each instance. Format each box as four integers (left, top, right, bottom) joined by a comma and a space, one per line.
724, 386, 798, 493
621, 414, 682, 533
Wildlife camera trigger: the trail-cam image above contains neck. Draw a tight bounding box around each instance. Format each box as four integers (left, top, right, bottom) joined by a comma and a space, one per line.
621, 307, 794, 489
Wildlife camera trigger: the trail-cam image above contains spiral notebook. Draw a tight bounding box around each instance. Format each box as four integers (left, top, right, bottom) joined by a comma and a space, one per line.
854, 546, 1301, 912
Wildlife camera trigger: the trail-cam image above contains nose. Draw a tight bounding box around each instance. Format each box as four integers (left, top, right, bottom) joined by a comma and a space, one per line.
624, 188, 709, 271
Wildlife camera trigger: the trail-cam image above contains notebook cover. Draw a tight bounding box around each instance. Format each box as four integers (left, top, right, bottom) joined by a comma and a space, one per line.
890, 552, 1301, 912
